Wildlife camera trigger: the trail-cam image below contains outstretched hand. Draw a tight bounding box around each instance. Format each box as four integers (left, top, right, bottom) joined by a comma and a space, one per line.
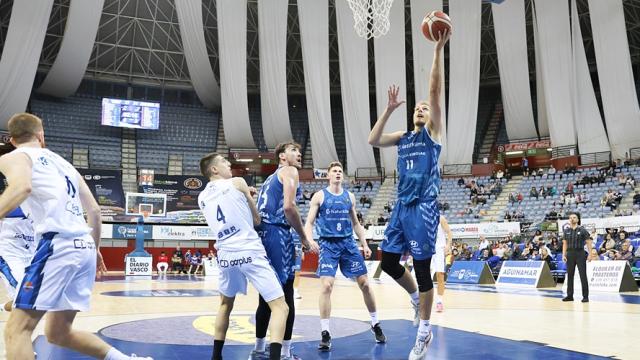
434, 28, 451, 51
386, 85, 405, 112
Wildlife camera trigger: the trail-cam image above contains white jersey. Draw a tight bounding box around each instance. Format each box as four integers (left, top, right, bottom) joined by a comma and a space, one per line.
435, 224, 446, 248
12, 147, 91, 240
198, 179, 264, 253
0, 216, 36, 259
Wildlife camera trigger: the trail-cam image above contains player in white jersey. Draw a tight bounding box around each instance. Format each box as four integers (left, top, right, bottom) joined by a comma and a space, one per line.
0, 113, 151, 360
198, 152, 289, 360
430, 215, 452, 313
0, 207, 35, 312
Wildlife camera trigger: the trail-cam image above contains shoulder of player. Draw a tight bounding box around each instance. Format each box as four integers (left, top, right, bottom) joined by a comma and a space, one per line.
0, 151, 31, 168
279, 165, 299, 177
310, 190, 324, 204
231, 177, 248, 188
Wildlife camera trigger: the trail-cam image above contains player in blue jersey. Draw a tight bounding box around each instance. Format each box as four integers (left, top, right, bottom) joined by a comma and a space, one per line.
304, 161, 386, 351
250, 141, 319, 360
368, 29, 450, 360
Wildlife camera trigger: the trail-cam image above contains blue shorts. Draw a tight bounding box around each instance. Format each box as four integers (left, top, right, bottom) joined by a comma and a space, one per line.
317, 237, 367, 278
381, 199, 439, 260
257, 223, 295, 285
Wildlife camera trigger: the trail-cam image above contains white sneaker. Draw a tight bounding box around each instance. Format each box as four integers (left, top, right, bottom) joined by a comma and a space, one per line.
248, 349, 268, 360
408, 330, 433, 360
411, 301, 420, 327
130, 355, 153, 360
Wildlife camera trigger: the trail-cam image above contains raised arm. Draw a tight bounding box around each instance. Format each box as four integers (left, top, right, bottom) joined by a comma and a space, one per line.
280, 166, 319, 253
303, 191, 324, 246
0, 153, 32, 218
349, 192, 371, 258
368, 85, 405, 147
427, 29, 451, 141
232, 177, 261, 226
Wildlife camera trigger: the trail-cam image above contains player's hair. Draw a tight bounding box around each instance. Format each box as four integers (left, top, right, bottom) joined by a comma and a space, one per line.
274, 140, 301, 161
327, 161, 343, 172
8, 113, 43, 144
567, 211, 581, 224
199, 152, 221, 178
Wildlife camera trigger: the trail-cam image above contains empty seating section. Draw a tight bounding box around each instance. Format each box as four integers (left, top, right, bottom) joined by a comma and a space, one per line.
511, 166, 639, 222
331, 98, 347, 166
31, 97, 122, 167
136, 104, 218, 174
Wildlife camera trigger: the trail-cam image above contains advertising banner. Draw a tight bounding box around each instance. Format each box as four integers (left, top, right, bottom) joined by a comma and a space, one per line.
125, 256, 152, 276
496, 261, 555, 288
447, 261, 495, 285
562, 260, 638, 292
138, 175, 208, 212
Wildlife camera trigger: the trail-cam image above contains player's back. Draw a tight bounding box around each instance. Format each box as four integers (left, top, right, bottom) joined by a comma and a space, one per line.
11, 147, 91, 240
396, 129, 441, 205
257, 167, 302, 226
199, 179, 264, 253
0, 207, 35, 258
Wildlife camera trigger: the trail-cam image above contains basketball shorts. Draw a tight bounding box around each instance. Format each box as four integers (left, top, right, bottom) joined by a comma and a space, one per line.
217, 249, 284, 302
257, 223, 295, 285
381, 198, 439, 260
317, 237, 367, 278
430, 246, 446, 275
0, 254, 30, 299
15, 232, 96, 311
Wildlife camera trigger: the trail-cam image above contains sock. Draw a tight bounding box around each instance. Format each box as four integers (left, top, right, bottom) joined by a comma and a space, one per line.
212, 340, 224, 360
105, 348, 128, 360
435, 294, 442, 303
370, 312, 378, 327
410, 291, 420, 305
269, 343, 282, 360
282, 340, 292, 357
418, 320, 431, 339
320, 318, 330, 333
255, 337, 266, 352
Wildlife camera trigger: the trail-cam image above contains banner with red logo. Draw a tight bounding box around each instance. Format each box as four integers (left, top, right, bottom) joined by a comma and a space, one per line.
138, 175, 207, 212
501, 140, 551, 152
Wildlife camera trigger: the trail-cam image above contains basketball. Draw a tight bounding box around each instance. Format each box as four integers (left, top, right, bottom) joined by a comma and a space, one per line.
421, 10, 452, 42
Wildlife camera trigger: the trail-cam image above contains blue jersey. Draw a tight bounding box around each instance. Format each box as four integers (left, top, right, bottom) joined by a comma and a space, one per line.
257, 167, 302, 226
316, 188, 353, 238
396, 129, 441, 205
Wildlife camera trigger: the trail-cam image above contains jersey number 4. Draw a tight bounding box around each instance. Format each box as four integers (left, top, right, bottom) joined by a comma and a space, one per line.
216, 205, 226, 224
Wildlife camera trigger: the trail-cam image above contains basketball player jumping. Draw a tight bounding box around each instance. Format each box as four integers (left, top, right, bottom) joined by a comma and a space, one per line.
0, 207, 35, 312
0, 113, 152, 360
198, 153, 289, 360
304, 161, 386, 351
431, 215, 452, 312
251, 141, 320, 360
367, 29, 450, 360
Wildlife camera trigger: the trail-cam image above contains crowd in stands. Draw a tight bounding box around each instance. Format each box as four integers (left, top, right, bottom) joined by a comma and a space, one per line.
164, 246, 215, 274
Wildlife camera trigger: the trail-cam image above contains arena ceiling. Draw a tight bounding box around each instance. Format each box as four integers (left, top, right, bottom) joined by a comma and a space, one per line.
1, 0, 639, 94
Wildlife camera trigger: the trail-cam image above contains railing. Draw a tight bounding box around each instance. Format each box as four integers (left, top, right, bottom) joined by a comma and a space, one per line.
355, 167, 385, 182
578, 151, 611, 166
629, 147, 640, 159
442, 163, 472, 176
551, 145, 577, 159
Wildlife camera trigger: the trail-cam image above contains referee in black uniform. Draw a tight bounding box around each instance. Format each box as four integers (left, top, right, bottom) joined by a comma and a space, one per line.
561, 212, 593, 302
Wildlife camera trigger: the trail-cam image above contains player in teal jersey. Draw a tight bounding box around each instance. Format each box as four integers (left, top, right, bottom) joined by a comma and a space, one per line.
304, 162, 385, 352
368, 29, 451, 360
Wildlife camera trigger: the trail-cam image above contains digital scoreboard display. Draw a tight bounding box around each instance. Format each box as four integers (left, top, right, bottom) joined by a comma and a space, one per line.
101, 98, 160, 130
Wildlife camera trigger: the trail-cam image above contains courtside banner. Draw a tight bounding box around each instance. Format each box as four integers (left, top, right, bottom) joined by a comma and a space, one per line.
497, 261, 555, 288
447, 261, 495, 285
112, 224, 153, 239
203, 257, 219, 277
125, 256, 152, 276
448, 222, 521, 239
562, 260, 638, 293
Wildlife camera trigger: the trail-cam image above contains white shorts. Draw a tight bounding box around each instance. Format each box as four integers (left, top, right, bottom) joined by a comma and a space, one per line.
157, 262, 169, 271
0, 254, 31, 299
431, 246, 446, 274
14, 233, 96, 312
217, 250, 284, 302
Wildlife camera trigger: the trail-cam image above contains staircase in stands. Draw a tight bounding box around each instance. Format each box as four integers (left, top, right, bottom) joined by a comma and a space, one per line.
483, 176, 523, 222
476, 103, 503, 163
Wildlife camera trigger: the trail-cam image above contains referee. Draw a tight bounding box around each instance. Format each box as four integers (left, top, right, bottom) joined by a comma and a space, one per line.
561, 212, 593, 302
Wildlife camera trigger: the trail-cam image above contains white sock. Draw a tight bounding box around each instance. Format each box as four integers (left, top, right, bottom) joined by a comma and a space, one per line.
410, 291, 420, 305
282, 339, 292, 357
320, 318, 330, 333
418, 320, 431, 339
370, 312, 378, 326
105, 348, 128, 360
255, 337, 266, 352
435, 294, 442, 303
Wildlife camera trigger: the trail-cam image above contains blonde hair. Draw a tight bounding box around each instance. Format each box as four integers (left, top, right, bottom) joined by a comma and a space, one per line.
8, 113, 43, 144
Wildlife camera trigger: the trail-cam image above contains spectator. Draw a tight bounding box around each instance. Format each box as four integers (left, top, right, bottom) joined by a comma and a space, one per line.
615, 240, 634, 265
517, 193, 524, 203
515, 209, 524, 220
540, 247, 556, 270
496, 169, 504, 180
548, 165, 556, 179
508, 192, 516, 204
626, 175, 635, 189
207, 249, 215, 260
504, 211, 512, 222
617, 173, 626, 188
478, 236, 490, 251
633, 191, 640, 206
188, 250, 202, 274
536, 168, 544, 178
565, 182, 574, 196
549, 237, 561, 254
457, 177, 465, 187
303, 190, 312, 201
377, 213, 387, 226
545, 208, 558, 221
618, 227, 629, 241
364, 218, 373, 229
529, 186, 539, 199
479, 249, 490, 261
522, 157, 529, 176
364, 180, 373, 192
157, 251, 169, 275
352, 180, 362, 192
172, 246, 185, 274
588, 248, 600, 262
505, 168, 513, 180
518, 245, 532, 260
360, 194, 372, 208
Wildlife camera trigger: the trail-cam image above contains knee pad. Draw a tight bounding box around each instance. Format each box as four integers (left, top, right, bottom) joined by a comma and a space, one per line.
414, 259, 434, 293
380, 251, 405, 280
